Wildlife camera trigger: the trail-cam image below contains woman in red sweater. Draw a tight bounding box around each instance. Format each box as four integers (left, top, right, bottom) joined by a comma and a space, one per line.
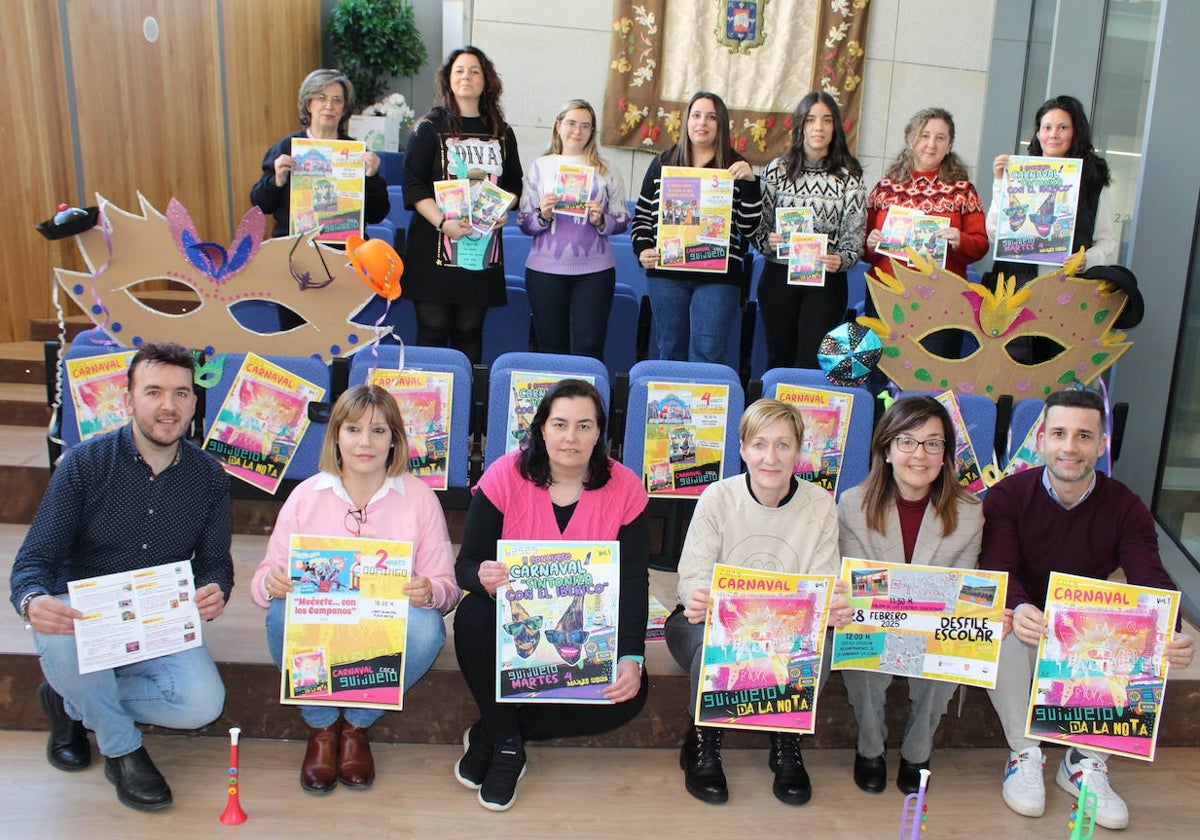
864, 108, 988, 358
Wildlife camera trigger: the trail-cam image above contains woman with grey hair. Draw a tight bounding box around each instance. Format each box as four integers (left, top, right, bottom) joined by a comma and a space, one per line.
250, 68, 390, 239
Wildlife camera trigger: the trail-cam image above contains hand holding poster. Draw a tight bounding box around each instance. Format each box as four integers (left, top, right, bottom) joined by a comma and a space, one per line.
495, 541, 621, 704
992, 155, 1083, 266
657, 166, 733, 272
281, 535, 412, 711
832, 558, 1007, 688
1027, 572, 1179, 760
697, 564, 832, 733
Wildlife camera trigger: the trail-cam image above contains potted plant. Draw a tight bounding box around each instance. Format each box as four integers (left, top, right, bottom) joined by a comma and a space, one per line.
327, 0, 427, 109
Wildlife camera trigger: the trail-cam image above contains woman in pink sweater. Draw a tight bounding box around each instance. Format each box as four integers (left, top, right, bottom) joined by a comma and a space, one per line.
252, 385, 459, 794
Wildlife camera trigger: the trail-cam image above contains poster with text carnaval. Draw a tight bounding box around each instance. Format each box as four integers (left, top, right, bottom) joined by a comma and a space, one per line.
771, 383, 852, 497
66, 350, 135, 441
657, 166, 733, 272
1027, 572, 1179, 761
553, 162, 595, 218
289, 138, 366, 243
787, 232, 827, 287
368, 368, 453, 491
495, 541, 621, 704
832, 558, 1007, 689
992, 155, 1082, 266
774, 205, 813, 259
696, 564, 832, 733
643, 381, 729, 497
875, 205, 921, 261
281, 534, 412, 711
505, 371, 597, 454
202, 353, 324, 493
934, 390, 986, 496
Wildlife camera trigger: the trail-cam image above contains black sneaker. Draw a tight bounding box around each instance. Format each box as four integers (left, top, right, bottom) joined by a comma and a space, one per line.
478, 739, 526, 811
455, 720, 492, 790
36, 682, 91, 771
680, 726, 728, 804
768, 732, 812, 805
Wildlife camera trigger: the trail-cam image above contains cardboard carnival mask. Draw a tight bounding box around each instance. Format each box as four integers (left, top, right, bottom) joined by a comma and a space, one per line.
51, 196, 391, 361
857, 250, 1133, 399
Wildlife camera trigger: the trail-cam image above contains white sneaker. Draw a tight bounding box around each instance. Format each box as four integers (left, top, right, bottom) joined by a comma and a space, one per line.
1056, 748, 1129, 830
1002, 746, 1046, 817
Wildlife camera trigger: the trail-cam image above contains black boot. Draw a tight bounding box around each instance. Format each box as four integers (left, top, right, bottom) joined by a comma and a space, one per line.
104, 746, 173, 811
36, 682, 91, 771
769, 732, 812, 805
680, 726, 727, 804
897, 757, 930, 795
854, 751, 887, 793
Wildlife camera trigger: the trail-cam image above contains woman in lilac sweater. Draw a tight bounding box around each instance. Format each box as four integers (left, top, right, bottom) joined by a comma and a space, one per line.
518, 99, 629, 359
252, 385, 459, 794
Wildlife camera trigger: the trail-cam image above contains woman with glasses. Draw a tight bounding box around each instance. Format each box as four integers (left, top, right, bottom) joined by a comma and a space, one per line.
250, 385, 458, 794
517, 99, 629, 359
837, 395, 982, 796
250, 68, 390, 239
452, 379, 649, 811
665, 398, 852, 806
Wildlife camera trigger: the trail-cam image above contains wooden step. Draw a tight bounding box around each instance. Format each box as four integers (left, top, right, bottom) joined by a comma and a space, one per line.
28, 316, 92, 343
0, 342, 48, 386
0, 383, 50, 427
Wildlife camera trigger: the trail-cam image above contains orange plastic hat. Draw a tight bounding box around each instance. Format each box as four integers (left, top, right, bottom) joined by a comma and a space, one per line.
346, 234, 403, 300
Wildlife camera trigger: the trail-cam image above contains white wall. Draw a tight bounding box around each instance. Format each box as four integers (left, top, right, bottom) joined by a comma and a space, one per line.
468, 0, 996, 195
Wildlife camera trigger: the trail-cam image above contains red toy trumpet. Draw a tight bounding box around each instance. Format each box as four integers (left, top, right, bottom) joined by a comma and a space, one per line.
219, 726, 248, 825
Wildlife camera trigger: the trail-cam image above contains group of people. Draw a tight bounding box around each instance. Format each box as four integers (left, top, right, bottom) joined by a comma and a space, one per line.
252, 50, 1120, 375
10, 335, 1193, 829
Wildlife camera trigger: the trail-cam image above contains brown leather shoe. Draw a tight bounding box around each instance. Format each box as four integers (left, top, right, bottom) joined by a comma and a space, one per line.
300, 722, 340, 793
339, 723, 375, 789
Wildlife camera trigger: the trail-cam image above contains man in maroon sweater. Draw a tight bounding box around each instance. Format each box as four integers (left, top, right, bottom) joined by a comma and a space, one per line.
980, 388, 1193, 830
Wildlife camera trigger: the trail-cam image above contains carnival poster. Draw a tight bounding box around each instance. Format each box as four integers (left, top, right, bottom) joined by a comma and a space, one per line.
553, 162, 595, 218
774, 205, 813, 259
787, 231, 827, 287
992, 155, 1083, 266
433, 178, 471, 222
1027, 572, 1179, 761
1004, 407, 1045, 478
202, 353, 325, 494
368, 368, 453, 491
832, 558, 1007, 689
281, 534, 412, 711
469, 180, 516, 235
657, 166, 733, 273
643, 381, 729, 497
289, 138, 366, 243
909, 215, 950, 268
495, 540, 621, 704
505, 371, 597, 454
934, 390, 986, 496
772, 383, 852, 497
696, 564, 832, 733
66, 350, 135, 441
875, 205, 922, 262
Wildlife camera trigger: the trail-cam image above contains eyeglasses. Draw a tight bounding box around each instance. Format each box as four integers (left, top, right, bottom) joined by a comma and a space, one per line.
313, 93, 345, 107
345, 507, 367, 536
545, 628, 590, 646
503, 616, 544, 636
561, 119, 593, 133
892, 435, 946, 455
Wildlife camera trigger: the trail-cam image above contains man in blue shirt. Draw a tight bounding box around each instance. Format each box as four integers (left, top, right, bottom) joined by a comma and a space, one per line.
11, 342, 233, 812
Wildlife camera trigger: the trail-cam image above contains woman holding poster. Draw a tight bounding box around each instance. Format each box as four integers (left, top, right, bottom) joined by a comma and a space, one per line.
665, 398, 851, 806
986, 95, 1116, 284
403, 47, 523, 364
836, 395, 982, 796
250, 68, 389, 240
631, 91, 762, 367
752, 92, 867, 369
251, 385, 458, 794
864, 108, 989, 360
453, 379, 649, 811
518, 99, 629, 359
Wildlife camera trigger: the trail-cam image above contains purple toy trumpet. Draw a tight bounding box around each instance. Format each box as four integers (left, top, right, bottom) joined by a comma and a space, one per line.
899, 767, 931, 839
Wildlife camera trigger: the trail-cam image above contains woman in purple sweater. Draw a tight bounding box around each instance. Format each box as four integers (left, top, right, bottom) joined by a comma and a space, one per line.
518, 99, 629, 359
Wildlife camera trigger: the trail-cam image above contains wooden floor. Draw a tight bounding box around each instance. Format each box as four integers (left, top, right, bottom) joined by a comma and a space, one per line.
1, 731, 1196, 838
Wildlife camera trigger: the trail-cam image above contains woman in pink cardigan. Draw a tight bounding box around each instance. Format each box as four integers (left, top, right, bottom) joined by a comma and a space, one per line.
452, 379, 649, 811
251, 385, 459, 794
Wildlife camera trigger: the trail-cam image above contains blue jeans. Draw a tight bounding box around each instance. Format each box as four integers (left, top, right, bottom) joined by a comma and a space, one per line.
648, 277, 740, 367
526, 267, 615, 359
33, 596, 225, 758
265, 597, 446, 728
